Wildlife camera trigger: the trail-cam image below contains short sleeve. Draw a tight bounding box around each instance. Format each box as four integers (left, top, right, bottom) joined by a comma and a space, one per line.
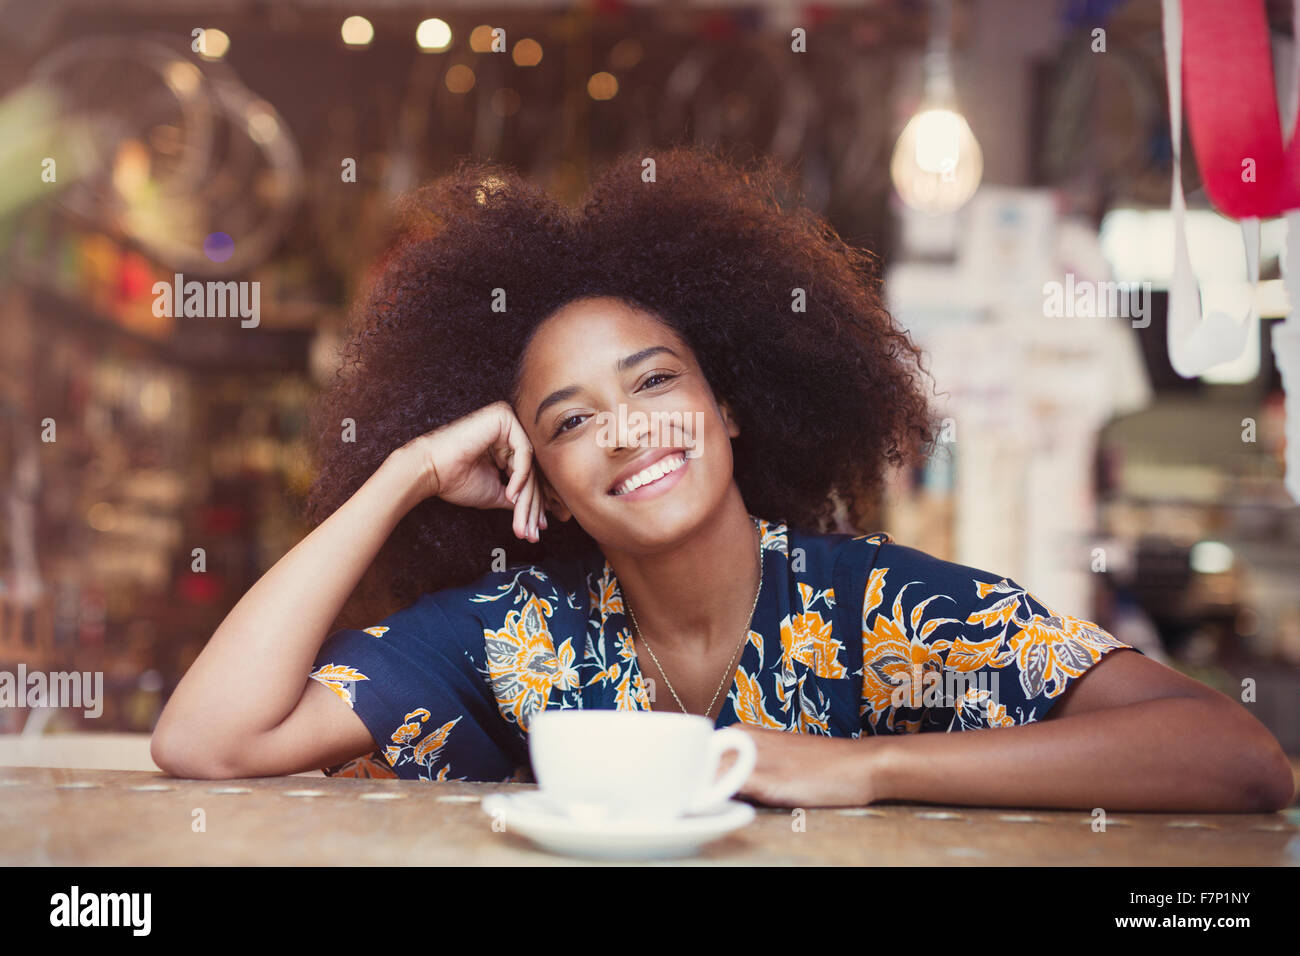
858, 542, 1142, 735
308, 590, 528, 783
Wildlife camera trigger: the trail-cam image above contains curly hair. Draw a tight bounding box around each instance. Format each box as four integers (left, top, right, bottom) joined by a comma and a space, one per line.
304, 143, 936, 624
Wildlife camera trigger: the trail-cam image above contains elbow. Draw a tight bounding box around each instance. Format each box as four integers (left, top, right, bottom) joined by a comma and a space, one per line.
1195, 697, 1295, 813
1259, 757, 1296, 814
1240, 734, 1295, 813
149, 726, 198, 778
149, 720, 180, 776
150, 725, 243, 780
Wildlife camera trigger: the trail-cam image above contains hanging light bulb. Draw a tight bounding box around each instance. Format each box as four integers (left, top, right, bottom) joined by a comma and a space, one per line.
890, 0, 983, 214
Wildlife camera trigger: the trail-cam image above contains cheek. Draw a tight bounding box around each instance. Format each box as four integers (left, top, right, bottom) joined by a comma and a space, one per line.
689, 413, 735, 478
534, 445, 585, 498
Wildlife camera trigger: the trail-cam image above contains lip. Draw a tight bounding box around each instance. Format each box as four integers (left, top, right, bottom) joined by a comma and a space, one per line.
609, 454, 690, 502
607, 447, 690, 497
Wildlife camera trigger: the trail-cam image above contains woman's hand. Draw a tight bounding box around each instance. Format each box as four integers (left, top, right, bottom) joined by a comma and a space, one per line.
392, 401, 546, 542
728, 726, 883, 808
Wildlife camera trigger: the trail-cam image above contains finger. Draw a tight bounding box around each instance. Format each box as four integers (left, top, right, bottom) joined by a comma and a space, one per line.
525, 471, 540, 541
536, 479, 549, 531
526, 475, 542, 541
488, 443, 509, 477
530, 481, 542, 540
511, 470, 526, 536
514, 468, 536, 539
503, 436, 532, 505
491, 445, 514, 500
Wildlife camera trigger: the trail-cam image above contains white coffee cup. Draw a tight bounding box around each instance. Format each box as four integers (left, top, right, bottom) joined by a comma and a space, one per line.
528, 710, 757, 823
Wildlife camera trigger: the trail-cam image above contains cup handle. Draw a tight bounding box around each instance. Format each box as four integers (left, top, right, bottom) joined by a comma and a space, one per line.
684, 727, 757, 813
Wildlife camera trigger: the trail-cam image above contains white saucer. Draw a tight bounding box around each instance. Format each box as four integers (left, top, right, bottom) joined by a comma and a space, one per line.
481, 790, 756, 860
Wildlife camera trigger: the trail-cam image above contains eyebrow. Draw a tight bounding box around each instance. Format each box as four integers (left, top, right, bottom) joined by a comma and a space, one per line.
532, 346, 682, 425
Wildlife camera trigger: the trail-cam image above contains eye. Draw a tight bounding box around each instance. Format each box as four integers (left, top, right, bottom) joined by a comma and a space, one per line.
553, 413, 586, 437
640, 372, 677, 390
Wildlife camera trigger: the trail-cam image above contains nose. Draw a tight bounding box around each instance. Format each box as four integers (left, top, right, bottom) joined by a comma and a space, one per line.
609, 401, 652, 454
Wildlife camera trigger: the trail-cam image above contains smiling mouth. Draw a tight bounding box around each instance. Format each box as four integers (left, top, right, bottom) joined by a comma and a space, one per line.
609, 451, 689, 496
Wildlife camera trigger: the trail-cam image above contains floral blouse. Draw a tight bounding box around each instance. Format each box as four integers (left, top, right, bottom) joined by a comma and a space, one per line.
308, 516, 1139, 782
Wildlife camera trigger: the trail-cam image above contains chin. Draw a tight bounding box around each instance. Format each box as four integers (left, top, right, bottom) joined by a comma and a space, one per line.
592, 490, 725, 556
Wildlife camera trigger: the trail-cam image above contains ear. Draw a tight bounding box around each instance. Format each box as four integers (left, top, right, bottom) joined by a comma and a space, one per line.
719, 399, 741, 439
539, 474, 572, 522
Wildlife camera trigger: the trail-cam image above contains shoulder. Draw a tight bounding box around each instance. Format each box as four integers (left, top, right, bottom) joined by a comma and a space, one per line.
418, 549, 597, 636
863, 541, 1118, 641
782, 523, 891, 577
866, 540, 1013, 603
859, 540, 1066, 638
323, 550, 597, 660
860, 540, 1138, 715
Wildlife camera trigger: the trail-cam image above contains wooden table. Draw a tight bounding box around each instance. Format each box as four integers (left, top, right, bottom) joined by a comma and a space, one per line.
2, 766, 1298, 865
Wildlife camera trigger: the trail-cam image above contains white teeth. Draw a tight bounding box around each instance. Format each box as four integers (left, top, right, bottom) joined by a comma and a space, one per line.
612, 453, 686, 495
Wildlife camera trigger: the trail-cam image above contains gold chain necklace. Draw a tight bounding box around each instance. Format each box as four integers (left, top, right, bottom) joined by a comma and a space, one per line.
624, 517, 763, 720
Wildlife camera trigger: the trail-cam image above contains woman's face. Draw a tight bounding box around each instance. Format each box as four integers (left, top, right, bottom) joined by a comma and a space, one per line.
513, 296, 741, 554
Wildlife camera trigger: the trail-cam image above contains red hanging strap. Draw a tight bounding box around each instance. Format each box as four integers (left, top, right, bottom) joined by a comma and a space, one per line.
1181, 0, 1300, 217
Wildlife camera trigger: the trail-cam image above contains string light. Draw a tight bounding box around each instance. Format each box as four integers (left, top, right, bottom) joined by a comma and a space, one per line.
196, 28, 230, 61
890, 0, 982, 213
587, 71, 618, 100
341, 16, 374, 48
416, 18, 452, 52
513, 38, 543, 67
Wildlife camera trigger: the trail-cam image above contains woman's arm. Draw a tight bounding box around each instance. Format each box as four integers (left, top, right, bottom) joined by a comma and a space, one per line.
867, 650, 1296, 813
150, 450, 427, 778
151, 401, 545, 779
733, 650, 1294, 812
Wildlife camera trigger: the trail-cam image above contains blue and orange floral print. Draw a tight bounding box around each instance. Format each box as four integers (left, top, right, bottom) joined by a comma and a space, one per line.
308, 516, 1138, 782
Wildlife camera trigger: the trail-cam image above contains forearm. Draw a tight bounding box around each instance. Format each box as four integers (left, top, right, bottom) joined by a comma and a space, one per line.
155, 450, 423, 749
869, 696, 1295, 813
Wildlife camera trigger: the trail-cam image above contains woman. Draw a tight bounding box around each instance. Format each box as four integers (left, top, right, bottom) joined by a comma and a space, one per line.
151, 146, 1294, 812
